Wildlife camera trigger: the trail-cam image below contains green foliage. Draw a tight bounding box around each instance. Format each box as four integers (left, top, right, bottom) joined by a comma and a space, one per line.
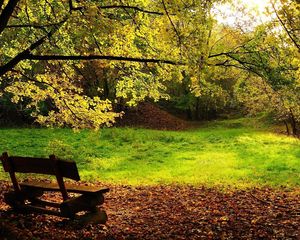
170, 73, 230, 120
232, 28, 300, 134
1, 0, 300, 132
0, 0, 217, 128
207, 5, 300, 134
0, 119, 299, 187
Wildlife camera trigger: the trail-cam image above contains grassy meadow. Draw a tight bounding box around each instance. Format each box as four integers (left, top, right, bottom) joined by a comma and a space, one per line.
0, 118, 299, 188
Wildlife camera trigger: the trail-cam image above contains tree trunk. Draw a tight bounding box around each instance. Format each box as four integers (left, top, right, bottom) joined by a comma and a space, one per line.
284, 120, 290, 136
289, 109, 298, 136
195, 97, 201, 120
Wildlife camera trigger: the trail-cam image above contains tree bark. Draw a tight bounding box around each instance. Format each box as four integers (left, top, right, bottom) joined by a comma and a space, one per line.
289, 109, 298, 136
0, 30, 57, 76
26, 54, 180, 65
0, 0, 20, 34
284, 120, 290, 136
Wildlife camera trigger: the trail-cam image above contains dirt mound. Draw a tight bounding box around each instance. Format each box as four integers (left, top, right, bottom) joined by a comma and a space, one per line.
117, 102, 189, 130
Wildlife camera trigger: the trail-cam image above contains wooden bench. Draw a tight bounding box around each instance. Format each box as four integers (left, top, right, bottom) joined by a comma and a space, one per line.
0, 152, 109, 224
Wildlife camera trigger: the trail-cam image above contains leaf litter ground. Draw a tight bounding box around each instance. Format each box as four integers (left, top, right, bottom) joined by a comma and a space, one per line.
0, 180, 299, 240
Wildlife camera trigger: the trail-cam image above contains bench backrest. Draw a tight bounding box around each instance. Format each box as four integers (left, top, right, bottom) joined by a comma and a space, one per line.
1, 152, 80, 200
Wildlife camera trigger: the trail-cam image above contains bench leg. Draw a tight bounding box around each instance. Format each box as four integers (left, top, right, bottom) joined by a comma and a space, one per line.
60, 193, 104, 218
4, 191, 62, 216
4, 191, 108, 224
4, 191, 25, 210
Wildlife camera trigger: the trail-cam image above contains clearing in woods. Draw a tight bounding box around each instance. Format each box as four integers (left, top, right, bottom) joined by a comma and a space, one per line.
0, 118, 299, 188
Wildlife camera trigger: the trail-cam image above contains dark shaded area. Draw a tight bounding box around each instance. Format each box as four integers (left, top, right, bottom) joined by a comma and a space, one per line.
1, 180, 299, 240
0, 92, 37, 127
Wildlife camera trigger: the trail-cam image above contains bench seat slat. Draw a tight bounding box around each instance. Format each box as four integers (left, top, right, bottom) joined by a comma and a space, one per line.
20, 181, 109, 194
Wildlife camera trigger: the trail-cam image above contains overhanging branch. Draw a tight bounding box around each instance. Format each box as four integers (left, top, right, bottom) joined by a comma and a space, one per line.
6, 20, 66, 29
0, 0, 20, 34
0, 19, 68, 77
0, 2, 83, 77
98, 5, 164, 15
27, 54, 183, 65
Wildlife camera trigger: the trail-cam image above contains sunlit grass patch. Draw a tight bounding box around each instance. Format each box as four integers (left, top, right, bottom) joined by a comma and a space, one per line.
0, 118, 299, 188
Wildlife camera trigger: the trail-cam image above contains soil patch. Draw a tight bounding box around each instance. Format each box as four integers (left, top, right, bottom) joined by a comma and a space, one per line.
116, 102, 189, 131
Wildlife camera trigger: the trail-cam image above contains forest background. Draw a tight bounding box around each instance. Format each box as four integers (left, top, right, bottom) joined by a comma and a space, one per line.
0, 0, 299, 136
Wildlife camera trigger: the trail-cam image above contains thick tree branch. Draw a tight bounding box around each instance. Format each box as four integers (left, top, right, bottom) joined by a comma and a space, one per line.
0, 1, 84, 77
0, 36, 47, 76
0, 20, 66, 77
0, 0, 20, 34
0, 0, 4, 10
26, 54, 182, 65
6, 20, 66, 29
98, 5, 164, 15
68, 0, 83, 12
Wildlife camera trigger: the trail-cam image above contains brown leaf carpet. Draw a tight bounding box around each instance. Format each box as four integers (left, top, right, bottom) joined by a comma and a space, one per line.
0, 181, 299, 240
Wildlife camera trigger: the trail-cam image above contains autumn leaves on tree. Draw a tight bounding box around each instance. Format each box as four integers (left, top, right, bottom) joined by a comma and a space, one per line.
0, 0, 299, 133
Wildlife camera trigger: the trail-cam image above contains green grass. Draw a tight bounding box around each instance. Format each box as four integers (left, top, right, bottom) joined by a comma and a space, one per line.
0, 118, 299, 188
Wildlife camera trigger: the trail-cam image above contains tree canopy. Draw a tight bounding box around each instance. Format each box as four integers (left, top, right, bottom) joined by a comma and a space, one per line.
0, 0, 299, 133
